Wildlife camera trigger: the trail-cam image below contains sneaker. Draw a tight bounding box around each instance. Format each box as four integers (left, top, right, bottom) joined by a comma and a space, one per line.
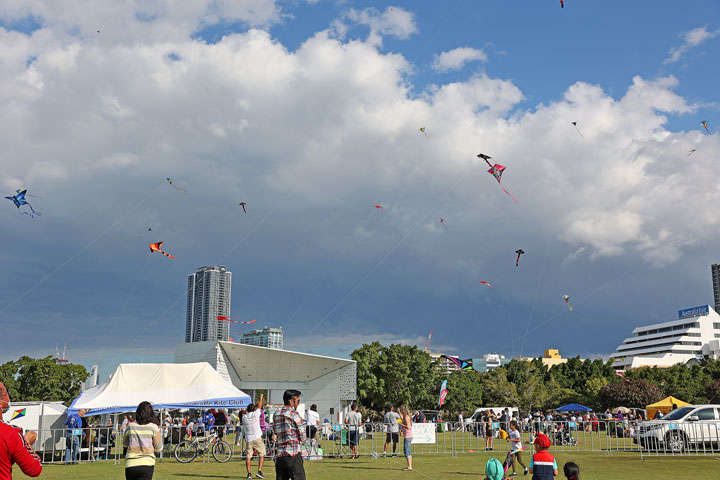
381, 452, 386, 457
392, 453, 397, 457
510, 474, 518, 477
256, 472, 264, 479
246, 474, 252, 479
524, 467, 529, 476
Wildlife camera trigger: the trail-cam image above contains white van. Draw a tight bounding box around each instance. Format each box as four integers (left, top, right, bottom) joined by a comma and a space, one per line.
468, 407, 519, 424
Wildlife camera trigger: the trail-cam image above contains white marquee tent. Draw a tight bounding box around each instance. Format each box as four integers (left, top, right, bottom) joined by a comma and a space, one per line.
69, 363, 251, 415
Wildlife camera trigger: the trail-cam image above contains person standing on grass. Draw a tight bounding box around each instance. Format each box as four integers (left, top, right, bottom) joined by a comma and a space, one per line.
398, 405, 413, 471
272, 389, 306, 480
63, 408, 85, 464
0, 381, 42, 479
243, 394, 266, 479
123, 401, 163, 480
345, 403, 361, 459
305, 404, 319, 441
382, 405, 401, 457
528, 433, 557, 480
507, 420, 528, 476
485, 411, 494, 451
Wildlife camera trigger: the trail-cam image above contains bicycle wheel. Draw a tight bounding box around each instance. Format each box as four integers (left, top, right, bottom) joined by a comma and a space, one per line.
174, 441, 198, 463
212, 440, 232, 463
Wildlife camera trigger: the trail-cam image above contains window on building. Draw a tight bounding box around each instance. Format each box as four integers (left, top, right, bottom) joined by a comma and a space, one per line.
714, 322, 720, 329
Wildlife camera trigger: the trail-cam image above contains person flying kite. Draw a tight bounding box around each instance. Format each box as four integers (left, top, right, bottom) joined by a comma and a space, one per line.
478, 153, 517, 202
515, 249, 525, 267
5, 190, 41, 217
238, 202, 247, 213
149, 242, 175, 258
166, 177, 188, 194
419, 127, 428, 137
700, 120, 711, 135
571, 121, 584, 139
562, 295, 573, 311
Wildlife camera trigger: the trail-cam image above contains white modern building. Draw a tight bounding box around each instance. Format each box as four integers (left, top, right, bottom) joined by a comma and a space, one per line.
429, 353, 460, 374
186, 266, 232, 343
175, 341, 356, 422
240, 326, 283, 350
610, 305, 720, 370
472, 353, 510, 373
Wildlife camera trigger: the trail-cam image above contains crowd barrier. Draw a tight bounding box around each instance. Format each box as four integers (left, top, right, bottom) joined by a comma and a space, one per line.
26, 419, 720, 465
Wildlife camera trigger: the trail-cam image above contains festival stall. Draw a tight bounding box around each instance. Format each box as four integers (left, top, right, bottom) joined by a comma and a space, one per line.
556, 403, 592, 412
645, 396, 691, 419
68, 363, 251, 414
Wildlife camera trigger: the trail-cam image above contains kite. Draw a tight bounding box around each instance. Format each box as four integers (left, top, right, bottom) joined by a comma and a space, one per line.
424, 329, 433, 351
688, 149, 696, 156
700, 121, 711, 135
438, 380, 448, 408
560, 0, 564, 7
374, 205, 383, 210
10, 409, 26, 421
238, 202, 247, 213
419, 127, 427, 137
166, 178, 188, 194
477, 153, 517, 203
217, 316, 257, 325
440, 355, 474, 371
15, 189, 43, 198
562, 295, 573, 311
438, 218, 448, 230
149, 241, 175, 259
571, 121, 584, 139
5, 190, 42, 217
479, 281, 494, 288
514, 249, 525, 267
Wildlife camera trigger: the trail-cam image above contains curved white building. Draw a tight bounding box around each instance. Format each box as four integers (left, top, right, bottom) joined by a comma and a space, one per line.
610, 305, 720, 370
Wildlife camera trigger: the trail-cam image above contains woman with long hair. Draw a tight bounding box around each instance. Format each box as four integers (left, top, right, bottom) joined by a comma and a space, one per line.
123, 401, 163, 480
398, 405, 413, 471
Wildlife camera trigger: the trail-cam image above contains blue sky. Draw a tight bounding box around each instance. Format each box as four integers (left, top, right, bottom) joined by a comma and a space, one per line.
1, 1, 719, 379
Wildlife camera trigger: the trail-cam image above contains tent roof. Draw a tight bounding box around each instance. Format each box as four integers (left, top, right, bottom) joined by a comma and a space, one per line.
556, 403, 592, 412
646, 396, 691, 409
69, 363, 251, 415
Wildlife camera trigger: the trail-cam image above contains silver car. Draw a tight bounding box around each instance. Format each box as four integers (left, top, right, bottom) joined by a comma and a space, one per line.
636, 405, 720, 453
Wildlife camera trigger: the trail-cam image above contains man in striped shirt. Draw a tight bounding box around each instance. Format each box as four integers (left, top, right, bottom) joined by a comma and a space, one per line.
272, 390, 306, 480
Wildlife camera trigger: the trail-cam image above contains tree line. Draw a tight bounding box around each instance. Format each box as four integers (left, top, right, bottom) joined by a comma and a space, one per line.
0, 356, 89, 404
351, 342, 720, 415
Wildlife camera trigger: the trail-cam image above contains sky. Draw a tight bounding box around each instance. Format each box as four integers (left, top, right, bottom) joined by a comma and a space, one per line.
1, 1, 719, 379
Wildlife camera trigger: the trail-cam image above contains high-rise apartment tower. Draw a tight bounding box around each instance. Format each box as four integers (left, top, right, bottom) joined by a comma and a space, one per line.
185, 266, 232, 343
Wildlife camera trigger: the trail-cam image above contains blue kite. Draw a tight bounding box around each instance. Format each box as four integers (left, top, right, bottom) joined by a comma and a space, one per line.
5, 190, 42, 217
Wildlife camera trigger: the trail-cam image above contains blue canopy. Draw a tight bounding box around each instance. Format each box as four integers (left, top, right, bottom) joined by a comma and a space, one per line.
556, 403, 592, 412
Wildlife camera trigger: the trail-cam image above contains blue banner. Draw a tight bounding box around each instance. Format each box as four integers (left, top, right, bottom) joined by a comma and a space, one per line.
678, 305, 709, 319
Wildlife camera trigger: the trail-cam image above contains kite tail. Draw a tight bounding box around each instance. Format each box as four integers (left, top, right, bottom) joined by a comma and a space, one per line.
500, 185, 517, 203
160, 250, 175, 259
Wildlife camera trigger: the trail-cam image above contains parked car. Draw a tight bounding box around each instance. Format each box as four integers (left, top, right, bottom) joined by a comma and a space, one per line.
636, 404, 720, 453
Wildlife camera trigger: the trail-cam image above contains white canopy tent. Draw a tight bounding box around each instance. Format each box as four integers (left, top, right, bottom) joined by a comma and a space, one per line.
69, 363, 251, 415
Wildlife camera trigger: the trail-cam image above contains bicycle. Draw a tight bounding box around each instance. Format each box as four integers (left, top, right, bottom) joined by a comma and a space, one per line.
174, 430, 232, 463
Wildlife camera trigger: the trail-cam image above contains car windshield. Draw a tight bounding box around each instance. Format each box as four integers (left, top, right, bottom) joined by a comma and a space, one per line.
662, 407, 695, 420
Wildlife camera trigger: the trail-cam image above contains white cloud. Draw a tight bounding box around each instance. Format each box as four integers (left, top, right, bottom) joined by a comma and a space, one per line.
432, 47, 487, 72
664, 25, 720, 64
334, 7, 417, 46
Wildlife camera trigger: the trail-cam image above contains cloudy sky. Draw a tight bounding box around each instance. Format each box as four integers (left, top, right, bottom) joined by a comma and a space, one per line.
1, 1, 719, 378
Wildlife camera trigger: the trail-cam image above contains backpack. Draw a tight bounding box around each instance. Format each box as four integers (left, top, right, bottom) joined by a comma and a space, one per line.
485, 457, 505, 480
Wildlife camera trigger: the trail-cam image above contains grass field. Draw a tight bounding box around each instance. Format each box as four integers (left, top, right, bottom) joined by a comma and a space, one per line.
23, 452, 720, 480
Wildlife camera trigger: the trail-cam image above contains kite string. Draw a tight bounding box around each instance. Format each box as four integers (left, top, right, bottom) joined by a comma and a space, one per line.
518, 231, 552, 358
306, 161, 478, 336
0, 183, 164, 318
283, 210, 376, 329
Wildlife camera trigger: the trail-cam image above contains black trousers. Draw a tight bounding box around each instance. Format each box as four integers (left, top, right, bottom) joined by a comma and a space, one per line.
126, 465, 154, 480
275, 454, 305, 480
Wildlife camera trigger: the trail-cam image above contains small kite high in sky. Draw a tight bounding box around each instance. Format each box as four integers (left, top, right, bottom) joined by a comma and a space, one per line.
688, 149, 697, 156
238, 202, 247, 213
479, 281, 494, 288
571, 121, 584, 139
217, 316, 257, 325
438, 218, 448, 230
560, 0, 564, 7
419, 127, 427, 137
5, 190, 41, 217
166, 177, 188, 194
149, 241, 175, 258
700, 120, 711, 135
478, 153, 517, 203
562, 295, 573, 311
374, 205, 383, 210
515, 249, 525, 267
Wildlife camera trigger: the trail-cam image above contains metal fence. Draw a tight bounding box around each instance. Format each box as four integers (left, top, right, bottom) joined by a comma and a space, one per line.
28, 419, 720, 465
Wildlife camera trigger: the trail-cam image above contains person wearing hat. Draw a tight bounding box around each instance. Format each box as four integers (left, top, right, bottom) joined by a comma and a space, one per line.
528, 433, 557, 480
0, 381, 42, 478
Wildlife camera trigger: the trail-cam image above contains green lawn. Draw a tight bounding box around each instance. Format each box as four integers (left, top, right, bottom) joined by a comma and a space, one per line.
25, 452, 720, 479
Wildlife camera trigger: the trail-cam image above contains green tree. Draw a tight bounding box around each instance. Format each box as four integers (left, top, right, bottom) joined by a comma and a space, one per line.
351, 342, 441, 412
597, 378, 664, 409
443, 370, 484, 416
0, 356, 88, 404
